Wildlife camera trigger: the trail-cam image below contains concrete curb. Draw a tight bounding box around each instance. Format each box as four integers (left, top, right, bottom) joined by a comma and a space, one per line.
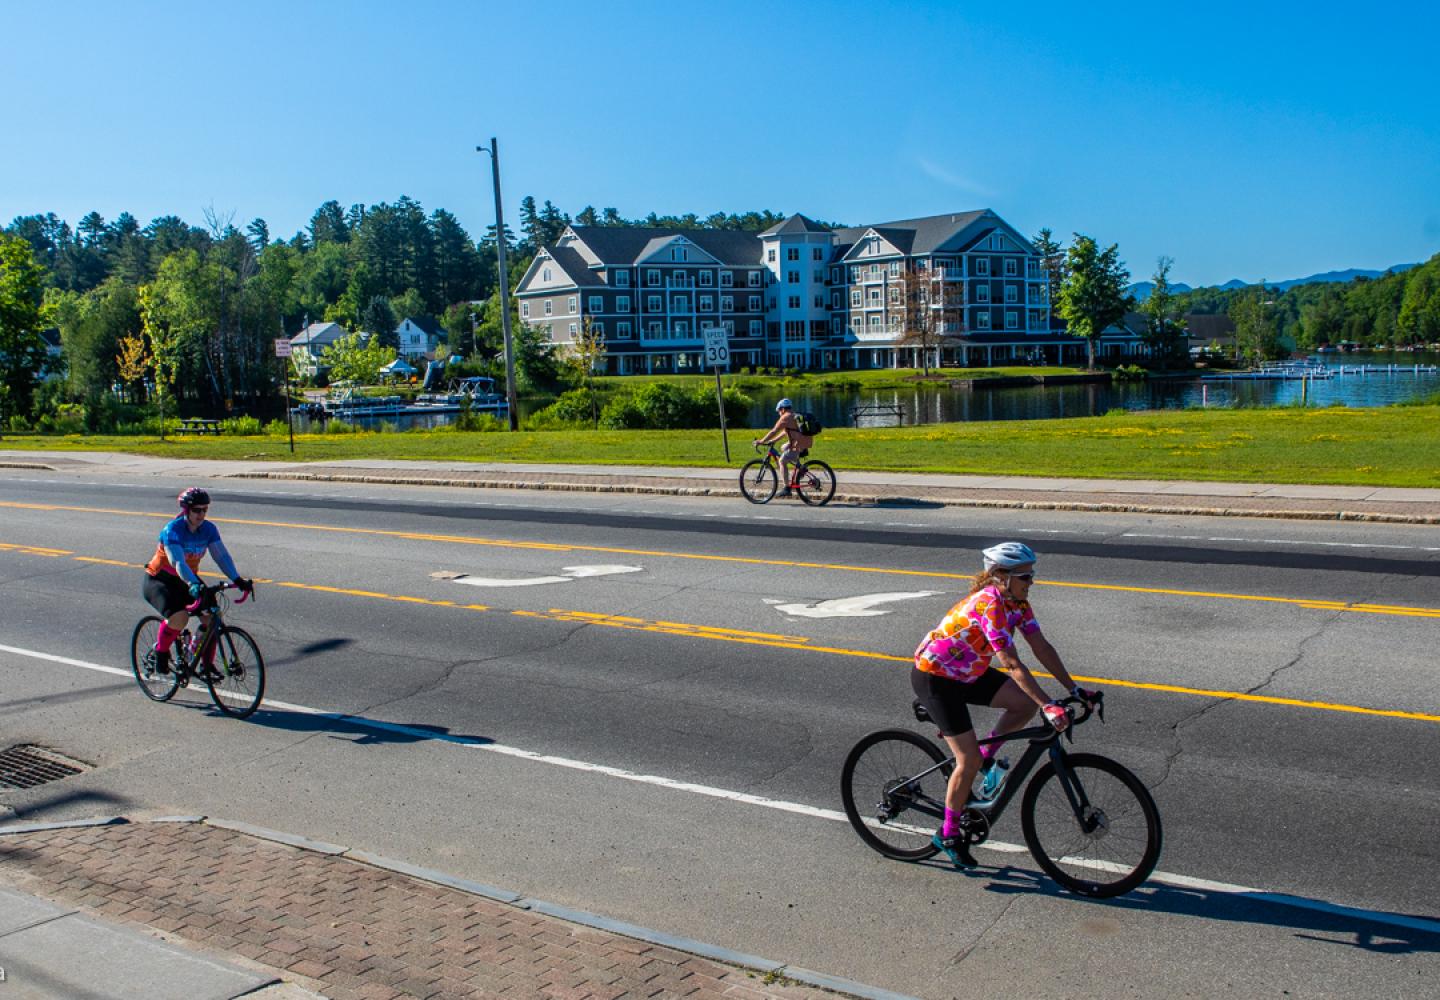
21, 814, 919, 1000
235, 469, 1440, 525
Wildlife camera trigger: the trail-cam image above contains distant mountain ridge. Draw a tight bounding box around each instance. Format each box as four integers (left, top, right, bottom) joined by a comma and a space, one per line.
1128, 262, 1419, 301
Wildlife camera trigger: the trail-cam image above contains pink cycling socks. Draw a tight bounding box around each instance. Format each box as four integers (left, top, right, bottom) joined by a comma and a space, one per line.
978, 731, 1000, 762
155, 622, 181, 652
942, 807, 962, 838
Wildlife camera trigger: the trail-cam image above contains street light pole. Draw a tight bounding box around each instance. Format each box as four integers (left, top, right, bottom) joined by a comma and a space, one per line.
478, 137, 520, 431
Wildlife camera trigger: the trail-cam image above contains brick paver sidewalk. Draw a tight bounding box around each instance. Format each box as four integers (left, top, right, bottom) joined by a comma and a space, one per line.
0, 820, 852, 1000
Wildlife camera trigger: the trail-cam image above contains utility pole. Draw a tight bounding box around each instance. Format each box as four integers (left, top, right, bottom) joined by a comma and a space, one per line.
478, 137, 520, 430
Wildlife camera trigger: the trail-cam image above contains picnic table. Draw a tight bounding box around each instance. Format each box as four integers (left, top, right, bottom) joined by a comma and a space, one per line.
177, 418, 222, 435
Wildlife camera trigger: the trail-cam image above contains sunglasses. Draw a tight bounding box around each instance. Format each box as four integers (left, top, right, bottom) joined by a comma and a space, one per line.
188, 506, 209, 513
1010, 572, 1035, 582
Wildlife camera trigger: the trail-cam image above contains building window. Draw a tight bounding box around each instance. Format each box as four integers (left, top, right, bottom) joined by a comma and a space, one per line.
614, 269, 630, 286
676, 320, 689, 336
748, 271, 761, 287
868, 315, 882, 329
647, 269, 660, 286
869, 264, 880, 277
975, 259, 990, 276
991, 234, 1003, 249
850, 265, 860, 281
700, 295, 714, 311
616, 321, 632, 339
832, 293, 842, 308
648, 321, 662, 336
699, 270, 713, 286
567, 296, 577, 314
850, 290, 861, 307
672, 247, 687, 261
749, 295, 761, 311
814, 294, 824, 307
568, 323, 577, 338
813, 269, 823, 282
588, 296, 602, 312
749, 320, 763, 337
647, 295, 661, 312
671, 297, 687, 311
521, 302, 530, 318
977, 286, 990, 303
888, 287, 900, 305
720, 271, 733, 286
618, 296, 631, 312
1005, 259, 1018, 276
812, 247, 823, 260
1006, 311, 1018, 329
787, 271, 799, 284
977, 312, 991, 330
889, 261, 900, 275
767, 248, 777, 262
869, 289, 881, 304
721, 296, 733, 311
788, 296, 800, 309
1005, 286, 1018, 303
831, 267, 840, 282
544, 300, 553, 316
543, 268, 552, 282
787, 247, 799, 261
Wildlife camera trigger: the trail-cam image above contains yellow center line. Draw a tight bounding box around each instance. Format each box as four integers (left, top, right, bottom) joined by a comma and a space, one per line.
4, 499, 1439, 621
2, 540, 1437, 725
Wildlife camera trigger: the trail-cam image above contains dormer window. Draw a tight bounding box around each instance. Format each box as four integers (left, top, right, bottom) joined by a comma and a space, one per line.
542, 268, 552, 282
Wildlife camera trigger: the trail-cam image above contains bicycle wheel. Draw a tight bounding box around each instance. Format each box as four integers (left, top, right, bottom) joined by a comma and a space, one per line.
130, 616, 180, 702
739, 459, 778, 504
795, 460, 836, 506
841, 729, 951, 860
205, 626, 266, 719
1020, 752, 1162, 898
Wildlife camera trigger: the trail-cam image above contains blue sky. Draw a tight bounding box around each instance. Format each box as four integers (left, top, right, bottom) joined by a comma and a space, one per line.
4, 0, 1437, 287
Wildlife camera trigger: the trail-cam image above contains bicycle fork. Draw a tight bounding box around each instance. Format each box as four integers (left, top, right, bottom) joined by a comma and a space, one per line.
1049, 746, 1103, 834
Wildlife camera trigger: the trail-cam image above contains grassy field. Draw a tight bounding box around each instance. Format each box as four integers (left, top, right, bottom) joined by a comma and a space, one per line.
3, 404, 1438, 487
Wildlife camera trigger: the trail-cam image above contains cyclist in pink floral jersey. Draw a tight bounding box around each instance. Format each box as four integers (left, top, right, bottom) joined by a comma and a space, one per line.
911, 542, 1099, 868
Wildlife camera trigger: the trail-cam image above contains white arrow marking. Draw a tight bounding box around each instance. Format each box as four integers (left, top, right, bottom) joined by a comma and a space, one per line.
446, 564, 643, 588
768, 591, 942, 619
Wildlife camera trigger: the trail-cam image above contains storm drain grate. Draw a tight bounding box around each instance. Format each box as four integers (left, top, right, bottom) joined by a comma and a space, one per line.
0, 744, 90, 790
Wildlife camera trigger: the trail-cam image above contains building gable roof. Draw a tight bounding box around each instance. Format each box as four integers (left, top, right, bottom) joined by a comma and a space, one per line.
399, 316, 444, 337
290, 321, 347, 347
565, 226, 763, 267
759, 213, 832, 237
833, 210, 993, 257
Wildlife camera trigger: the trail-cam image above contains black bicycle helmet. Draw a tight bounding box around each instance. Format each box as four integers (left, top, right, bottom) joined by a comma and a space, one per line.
178, 487, 211, 509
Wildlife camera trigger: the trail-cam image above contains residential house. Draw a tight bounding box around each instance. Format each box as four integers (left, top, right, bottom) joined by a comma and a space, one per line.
288, 321, 350, 376
395, 317, 445, 360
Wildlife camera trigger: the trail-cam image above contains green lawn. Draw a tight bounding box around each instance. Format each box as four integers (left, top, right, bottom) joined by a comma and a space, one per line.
4, 405, 1438, 487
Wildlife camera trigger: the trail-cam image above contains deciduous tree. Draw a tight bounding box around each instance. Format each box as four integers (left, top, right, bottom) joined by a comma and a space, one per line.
0, 234, 53, 427
1057, 235, 1132, 369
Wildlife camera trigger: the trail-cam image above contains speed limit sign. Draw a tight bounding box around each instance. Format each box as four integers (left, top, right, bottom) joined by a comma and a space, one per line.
703, 326, 730, 368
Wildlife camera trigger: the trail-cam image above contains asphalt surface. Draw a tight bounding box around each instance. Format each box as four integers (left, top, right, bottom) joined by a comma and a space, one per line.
2, 467, 1438, 998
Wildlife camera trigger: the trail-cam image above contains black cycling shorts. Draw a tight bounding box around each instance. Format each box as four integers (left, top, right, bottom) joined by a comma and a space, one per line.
910, 666, 1009, 737
143, 571, 192, 618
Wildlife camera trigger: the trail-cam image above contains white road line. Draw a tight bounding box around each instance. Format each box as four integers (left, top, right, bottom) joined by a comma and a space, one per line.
1120, 533, 1438, 552
5, 640, 1437, 937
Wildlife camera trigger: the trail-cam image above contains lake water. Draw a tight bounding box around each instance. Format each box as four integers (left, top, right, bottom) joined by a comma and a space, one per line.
296, 351, 1440, 431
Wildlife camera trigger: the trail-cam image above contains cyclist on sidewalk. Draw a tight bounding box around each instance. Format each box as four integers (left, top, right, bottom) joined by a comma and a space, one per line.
911, 541, 1098, 868
142, 488, 252, 674
752, 398, 813, 497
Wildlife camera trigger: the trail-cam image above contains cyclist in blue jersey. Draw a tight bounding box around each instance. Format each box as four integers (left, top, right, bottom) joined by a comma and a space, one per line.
141, 488, 252, 674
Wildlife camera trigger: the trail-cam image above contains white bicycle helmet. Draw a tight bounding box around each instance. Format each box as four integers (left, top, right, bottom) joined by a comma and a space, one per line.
776, 398, 793, 412
982, 541, 1037, 570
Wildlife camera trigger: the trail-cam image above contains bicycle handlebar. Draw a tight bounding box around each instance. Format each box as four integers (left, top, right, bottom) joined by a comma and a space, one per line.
184, 581, 254, 614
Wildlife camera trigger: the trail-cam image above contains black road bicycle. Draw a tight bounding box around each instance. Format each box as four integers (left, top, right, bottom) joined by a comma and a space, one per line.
841, 693, 1162, 898
739, 442, 836, 506
131, 581, 266, 719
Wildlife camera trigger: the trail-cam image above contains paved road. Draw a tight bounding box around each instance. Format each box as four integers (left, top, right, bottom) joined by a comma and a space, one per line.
2, 471, 1437, 998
